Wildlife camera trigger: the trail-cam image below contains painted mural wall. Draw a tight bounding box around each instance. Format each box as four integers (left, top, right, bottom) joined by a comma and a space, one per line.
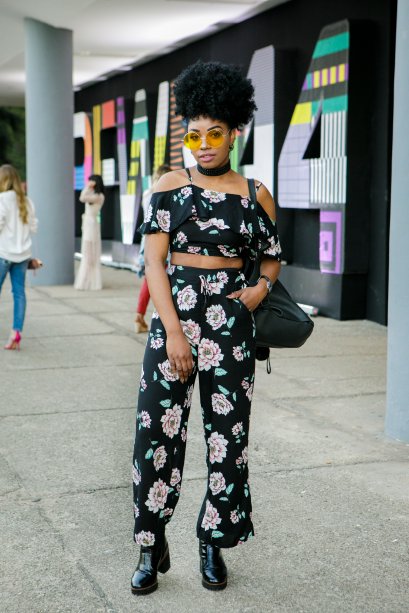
74, 0, 395, 323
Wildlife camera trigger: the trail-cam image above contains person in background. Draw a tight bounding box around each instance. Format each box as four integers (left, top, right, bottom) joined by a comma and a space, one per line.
74, 174, 105, 291
0, 164, 38, 350
135, 164, 172, 333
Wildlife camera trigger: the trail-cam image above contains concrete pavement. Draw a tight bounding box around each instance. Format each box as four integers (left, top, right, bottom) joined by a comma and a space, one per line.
0, 265, 408, 613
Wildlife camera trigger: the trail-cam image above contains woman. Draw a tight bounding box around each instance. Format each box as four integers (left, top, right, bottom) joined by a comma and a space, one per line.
131, 60, 282, 595
135, 164, 172, 333
74, 174, 105, 290
0, 164, 38, 350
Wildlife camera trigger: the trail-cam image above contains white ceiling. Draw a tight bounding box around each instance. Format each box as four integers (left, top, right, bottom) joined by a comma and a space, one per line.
0, 0, 290, 107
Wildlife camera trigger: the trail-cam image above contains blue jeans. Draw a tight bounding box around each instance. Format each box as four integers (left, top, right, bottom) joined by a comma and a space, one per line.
0, 258, 29, 332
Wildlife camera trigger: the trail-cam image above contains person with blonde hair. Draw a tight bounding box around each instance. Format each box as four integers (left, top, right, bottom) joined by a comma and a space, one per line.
0, 164, 38, 350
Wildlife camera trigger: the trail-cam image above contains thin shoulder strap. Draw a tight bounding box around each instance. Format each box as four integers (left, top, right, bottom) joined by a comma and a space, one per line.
247, 178, 257, 204
185, 167, 193, 183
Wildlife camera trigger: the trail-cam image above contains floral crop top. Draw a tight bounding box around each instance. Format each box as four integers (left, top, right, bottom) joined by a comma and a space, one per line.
139, 176, 282, 264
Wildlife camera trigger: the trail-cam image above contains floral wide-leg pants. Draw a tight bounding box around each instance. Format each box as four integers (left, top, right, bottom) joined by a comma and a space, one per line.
132, 265, 256, 549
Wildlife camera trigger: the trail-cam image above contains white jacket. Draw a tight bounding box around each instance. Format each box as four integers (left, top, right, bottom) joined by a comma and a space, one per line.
0, 190, 38, 262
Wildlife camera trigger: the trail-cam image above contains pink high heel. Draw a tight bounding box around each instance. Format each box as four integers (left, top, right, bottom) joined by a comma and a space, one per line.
4, 330, 21, 350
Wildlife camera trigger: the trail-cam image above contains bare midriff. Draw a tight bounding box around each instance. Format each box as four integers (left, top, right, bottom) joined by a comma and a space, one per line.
170, 252, 243, 269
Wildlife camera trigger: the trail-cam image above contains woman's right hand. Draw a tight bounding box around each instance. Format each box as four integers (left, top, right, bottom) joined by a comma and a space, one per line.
166, 329, 194, 384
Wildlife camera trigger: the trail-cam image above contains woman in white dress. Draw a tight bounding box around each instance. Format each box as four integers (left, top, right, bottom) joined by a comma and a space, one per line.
74, 174, 105, 290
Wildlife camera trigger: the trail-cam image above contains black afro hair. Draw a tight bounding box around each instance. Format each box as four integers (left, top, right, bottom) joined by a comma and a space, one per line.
173, 60, 257, 129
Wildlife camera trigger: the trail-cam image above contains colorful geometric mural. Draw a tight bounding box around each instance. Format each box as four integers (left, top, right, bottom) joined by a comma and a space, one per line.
74, 112, 92, 190
241, 45, 275, 194
153, 81, 169, 172
169, 80, 185, 169
278, 20, 349, 274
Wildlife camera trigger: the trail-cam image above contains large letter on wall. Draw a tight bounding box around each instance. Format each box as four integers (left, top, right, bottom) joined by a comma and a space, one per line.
120, 90, 151, 245
153, 81, 169, 172
278, 20, 349, 274
74, 112, 92, 190
241, 46, 275, 193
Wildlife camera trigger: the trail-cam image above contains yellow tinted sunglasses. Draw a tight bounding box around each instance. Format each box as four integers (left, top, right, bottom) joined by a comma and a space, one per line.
182, 128, 231, 151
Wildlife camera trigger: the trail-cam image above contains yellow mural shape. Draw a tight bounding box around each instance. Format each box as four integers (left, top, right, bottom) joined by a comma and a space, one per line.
291, 102, 312, 125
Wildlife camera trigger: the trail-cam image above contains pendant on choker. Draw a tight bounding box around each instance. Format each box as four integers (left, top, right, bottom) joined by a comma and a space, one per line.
197, 161, 231, 176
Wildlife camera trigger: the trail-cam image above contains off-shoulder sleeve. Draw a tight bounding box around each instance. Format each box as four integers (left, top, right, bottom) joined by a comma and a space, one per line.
256, 206, 282, 261
138, 186, 194, 234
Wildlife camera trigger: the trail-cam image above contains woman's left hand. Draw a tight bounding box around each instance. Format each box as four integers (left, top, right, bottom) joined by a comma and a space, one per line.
227, 284, 267, 312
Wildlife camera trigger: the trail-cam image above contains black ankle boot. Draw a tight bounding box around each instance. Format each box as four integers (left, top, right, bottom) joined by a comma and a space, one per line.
199, 539, 227, 590
131, 537, 170, 595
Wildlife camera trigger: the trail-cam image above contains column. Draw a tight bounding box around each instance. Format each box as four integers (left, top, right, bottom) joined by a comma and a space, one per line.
24, 18, 74, 285
385, 0, 409, 442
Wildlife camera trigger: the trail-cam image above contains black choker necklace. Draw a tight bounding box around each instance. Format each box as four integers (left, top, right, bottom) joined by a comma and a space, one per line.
197, 160, 231, 176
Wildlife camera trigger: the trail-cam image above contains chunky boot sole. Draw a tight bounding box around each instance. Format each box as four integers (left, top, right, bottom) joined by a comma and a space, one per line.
201, 576, 227, 591
131, 546, 170, 596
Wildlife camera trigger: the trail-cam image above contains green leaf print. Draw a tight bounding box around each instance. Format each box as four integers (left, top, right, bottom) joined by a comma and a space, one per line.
160, 399, 171, 407
218, 385, 230, 395
232, 392, 237, 401
214, 368, 227, 377
171, 285, 178, 295
205, 423, 212, 431
219, 497, 229, 502
211, 530, 224, 538
153, 371, 158, 381
176, 279, 185, 284
145, 449, 153, 460
221, 331, 231, 336
226, 483, 234, 495
227, 317, 235, 328
160, 380, 171, 390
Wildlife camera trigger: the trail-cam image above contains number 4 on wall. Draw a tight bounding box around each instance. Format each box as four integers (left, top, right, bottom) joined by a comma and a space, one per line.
278, 20, 349, 275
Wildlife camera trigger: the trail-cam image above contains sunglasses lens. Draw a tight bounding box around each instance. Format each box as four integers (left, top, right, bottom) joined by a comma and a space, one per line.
184, 132, 201, 150
206, 129, 224, 148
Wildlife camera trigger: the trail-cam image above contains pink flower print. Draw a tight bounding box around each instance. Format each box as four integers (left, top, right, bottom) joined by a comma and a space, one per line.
211, 393, 234, 416
205, 304, 227, 330
181, 319, 201, 346
230, 510, 239, 524
176, 483, 181, 493
144, 204, 153, 222
163, 508, 174, 517
196, 217, 230, 230
181, 186, 193, 198
156, 209, 170, 232
201, 500, 222, 530
153, 445, 167, 471
135, 530, 155, 546
160, 404, 182, 438
265, 236, 282, 257
139, 411, 151, 428
133, 503, 139, 518
236, 456, 243, 465
170, 468, 181, 486
152, 310, 159, 319
132, 463, 141, 486
177, 285, 198, 311
240, 221, 249, 235
167, 264, 176, 275
140, 378, 147, 391
181, 427, 187, 442
216, 271, 228, 285
233, 346, 244, 361
200, 275, 224, 295
246, 384, 254, 402
145, 479, 169, 513
187, 246, 201, 254
150, 337, 164, 350
184, 385, 194, 408
242, 446, 248, 464
208, 432, 228, 464
200, 189, 227, 204
217, 245, 236, 258
158, 359, 179, 382
241, 379, 250, 390
198, 338, 224, 371
232, 422, 243, 436
209, 472, 226, 495
176, 231, 188, 244
241, 197, 249, 208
